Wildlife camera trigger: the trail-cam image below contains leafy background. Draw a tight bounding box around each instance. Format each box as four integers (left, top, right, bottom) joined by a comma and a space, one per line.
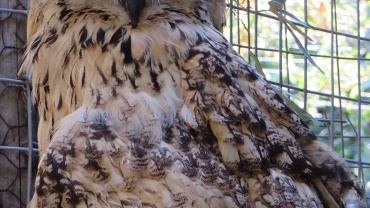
224, 0, 370, 205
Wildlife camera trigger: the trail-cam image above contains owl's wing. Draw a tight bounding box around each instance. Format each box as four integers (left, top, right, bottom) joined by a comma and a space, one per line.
179, 31, 364, 206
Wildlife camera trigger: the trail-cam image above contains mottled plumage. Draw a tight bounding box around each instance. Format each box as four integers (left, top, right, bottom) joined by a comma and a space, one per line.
19, 0, 363, 207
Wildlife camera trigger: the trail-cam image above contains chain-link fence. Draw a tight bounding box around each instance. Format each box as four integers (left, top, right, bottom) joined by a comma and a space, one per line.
1, 0, 369, 207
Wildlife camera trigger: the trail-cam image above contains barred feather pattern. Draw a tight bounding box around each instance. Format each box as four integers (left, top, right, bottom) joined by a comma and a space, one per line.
20, 0, 363, 207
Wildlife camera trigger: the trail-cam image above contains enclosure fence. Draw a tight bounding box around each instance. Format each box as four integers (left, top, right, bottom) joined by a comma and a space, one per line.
1, 0, 369, 207
226, 1, 370, 206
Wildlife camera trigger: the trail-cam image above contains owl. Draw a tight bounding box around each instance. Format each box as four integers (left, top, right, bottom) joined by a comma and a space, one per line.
19, 0, 363, 207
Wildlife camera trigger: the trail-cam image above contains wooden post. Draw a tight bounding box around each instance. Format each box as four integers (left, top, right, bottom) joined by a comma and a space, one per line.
0, 1, 31, 207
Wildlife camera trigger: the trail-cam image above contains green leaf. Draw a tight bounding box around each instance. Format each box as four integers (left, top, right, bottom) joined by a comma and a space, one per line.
271, 85, 300, 100
249, 51, 266, 77
267, 0, 323, 74
273, 11, 314, 42
278, 9, 312, 28
284, 23, 324, 74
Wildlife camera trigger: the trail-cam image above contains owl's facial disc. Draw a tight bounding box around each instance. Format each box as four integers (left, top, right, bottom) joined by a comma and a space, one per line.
120, 0, 146, 28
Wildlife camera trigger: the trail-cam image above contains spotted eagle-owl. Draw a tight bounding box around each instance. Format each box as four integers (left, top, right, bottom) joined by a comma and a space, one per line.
19, 0, 363, 207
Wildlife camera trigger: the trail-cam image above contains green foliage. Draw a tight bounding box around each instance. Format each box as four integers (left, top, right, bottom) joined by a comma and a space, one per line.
225, 0, 370, 197
268, 0, 324, 74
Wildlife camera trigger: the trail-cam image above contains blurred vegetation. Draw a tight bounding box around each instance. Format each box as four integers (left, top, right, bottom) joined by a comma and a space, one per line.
224, 0, 370, 203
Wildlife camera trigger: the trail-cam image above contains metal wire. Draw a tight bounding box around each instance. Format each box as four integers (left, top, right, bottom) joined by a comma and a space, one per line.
1, 0, 370, 207
226, 0, 370, 206
0, 77, 35, 205
0, 2, 32, 207
0, 78, 35, 203
0, 8, 27, 15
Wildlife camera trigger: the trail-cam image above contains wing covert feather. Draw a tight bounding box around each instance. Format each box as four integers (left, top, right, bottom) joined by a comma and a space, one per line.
180, 34, 363, 205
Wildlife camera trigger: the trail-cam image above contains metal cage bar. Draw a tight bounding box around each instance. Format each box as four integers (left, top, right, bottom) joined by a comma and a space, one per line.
0, 1, 30, 207
0, 77, 35, 204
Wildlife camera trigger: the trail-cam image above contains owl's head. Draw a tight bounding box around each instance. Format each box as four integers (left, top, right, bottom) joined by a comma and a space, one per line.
118, 0, 146, 28
119, 0, 226, 31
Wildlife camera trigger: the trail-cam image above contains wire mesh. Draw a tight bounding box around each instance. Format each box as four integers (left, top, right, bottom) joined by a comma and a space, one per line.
0, 0, 369, 207
0, 1, 35, 207
225, 0, 370, 206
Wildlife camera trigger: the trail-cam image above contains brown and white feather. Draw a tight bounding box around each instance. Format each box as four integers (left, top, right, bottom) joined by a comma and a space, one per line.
19, 0, 363, 207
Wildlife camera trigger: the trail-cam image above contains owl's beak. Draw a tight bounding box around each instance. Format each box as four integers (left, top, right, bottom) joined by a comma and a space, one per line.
122, 0, 146, 28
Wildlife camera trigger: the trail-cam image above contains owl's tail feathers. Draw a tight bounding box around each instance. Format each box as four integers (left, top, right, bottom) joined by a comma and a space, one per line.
299, 138, 365, 206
